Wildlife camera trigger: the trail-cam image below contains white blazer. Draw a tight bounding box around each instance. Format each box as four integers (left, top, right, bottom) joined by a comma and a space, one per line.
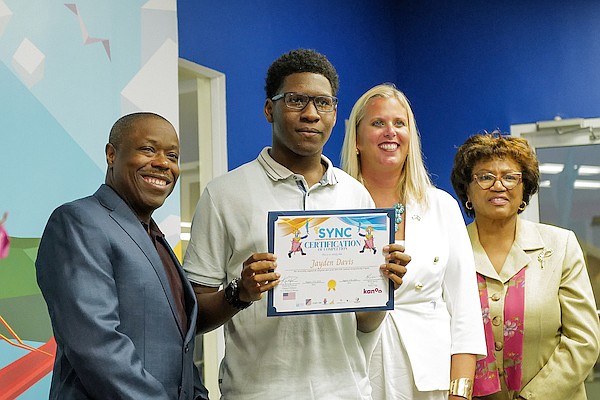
382, 188, 486, 390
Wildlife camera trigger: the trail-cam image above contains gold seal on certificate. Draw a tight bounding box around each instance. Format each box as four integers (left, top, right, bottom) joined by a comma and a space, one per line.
267, 208, 395, 317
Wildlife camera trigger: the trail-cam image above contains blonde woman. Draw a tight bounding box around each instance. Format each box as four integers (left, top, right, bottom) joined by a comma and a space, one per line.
342, 84, 486, 400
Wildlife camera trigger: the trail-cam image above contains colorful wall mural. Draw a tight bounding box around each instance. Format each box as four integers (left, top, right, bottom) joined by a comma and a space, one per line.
0, 1, 180, 398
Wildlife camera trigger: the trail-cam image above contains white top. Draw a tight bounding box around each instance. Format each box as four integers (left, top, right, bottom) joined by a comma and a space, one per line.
184, 147, 376, 400
370, 188, 486, 397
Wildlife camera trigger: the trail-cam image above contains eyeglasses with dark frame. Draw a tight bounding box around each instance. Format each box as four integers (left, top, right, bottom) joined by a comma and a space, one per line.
472, 172, 523, 190
271, 92, 338, 113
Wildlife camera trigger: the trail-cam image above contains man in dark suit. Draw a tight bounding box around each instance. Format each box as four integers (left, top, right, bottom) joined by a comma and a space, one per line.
36, 112, 208, 400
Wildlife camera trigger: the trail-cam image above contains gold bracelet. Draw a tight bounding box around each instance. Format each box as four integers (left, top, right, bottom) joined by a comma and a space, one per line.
449, 378, 473, 399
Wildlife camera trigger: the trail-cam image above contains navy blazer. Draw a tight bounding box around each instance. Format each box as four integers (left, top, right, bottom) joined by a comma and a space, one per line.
36, 184, 208, 400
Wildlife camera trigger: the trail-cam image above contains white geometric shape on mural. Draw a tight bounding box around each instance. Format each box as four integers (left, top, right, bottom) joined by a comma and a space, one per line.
11, 39, 45, 88
141, 0, 177, 65
120, 38, 179, 131
64, 3, 111, 60
159, 213, 182, 249
0, 0, 12, 38
143, 0, 176, 12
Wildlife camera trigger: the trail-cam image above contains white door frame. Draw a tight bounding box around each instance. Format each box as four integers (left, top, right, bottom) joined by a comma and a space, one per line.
178, 58, 227, 398
179, 58, 228, 182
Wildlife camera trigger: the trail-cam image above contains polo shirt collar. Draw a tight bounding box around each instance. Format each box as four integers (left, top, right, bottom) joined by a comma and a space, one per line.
257, 147, 338, 185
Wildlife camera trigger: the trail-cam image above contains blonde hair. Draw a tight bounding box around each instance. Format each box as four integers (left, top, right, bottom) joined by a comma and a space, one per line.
341, 83, 432, 205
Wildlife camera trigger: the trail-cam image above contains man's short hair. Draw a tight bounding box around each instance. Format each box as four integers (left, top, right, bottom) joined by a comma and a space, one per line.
265, 48, 339, 98
108, 112, 168, 148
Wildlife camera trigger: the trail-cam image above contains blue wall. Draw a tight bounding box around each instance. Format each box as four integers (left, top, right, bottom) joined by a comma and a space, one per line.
178, 0, 402, 171
178, 0, 600, 196
398, 0, 600, 191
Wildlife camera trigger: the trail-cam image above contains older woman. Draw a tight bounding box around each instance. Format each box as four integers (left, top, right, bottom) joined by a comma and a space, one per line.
451, 133, 600, 400
342, 83, 486, 400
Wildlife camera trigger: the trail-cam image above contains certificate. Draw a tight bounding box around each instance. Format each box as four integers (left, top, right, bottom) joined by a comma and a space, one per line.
267, 208, 395, 317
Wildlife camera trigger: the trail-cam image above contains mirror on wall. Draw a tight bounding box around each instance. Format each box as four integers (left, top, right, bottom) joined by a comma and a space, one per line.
512, 118, 600, 386
512, 118, 600, 301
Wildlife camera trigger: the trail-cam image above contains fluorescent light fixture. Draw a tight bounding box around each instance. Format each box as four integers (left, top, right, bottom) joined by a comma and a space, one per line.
538, 179, 600, 189
540, 180, 551, 187
574, 180, 600, 189
579, 165, 600, 176
180, 232, 191, 241
539, 163, 600, 176
539, 163, 564, 174
180, 221, 192, 228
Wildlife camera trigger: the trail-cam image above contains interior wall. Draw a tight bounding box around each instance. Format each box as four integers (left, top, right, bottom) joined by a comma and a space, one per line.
0, 1, 179, 397
178, 0, 600, 199
177, 0, 403, 172
398, 0, 600, 193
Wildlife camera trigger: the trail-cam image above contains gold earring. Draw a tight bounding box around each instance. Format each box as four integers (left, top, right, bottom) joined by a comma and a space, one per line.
465, 200, 473, 210
356, 148, 360, 155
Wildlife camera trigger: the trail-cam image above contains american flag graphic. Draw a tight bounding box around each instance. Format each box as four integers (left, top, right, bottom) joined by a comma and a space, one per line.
283, 292, 296, 300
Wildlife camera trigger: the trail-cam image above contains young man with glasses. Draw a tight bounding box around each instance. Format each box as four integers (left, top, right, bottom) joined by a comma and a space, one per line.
183, 49, 409, 399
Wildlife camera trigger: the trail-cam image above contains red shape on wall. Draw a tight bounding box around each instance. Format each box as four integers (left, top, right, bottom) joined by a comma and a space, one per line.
0, 337, 56, 400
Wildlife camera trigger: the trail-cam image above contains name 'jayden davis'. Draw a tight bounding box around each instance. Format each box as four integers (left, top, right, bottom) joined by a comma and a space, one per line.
311, 258, 354, 268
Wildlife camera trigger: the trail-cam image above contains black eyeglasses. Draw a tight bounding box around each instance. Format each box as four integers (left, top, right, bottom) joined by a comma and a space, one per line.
271, 92, 338, 113
472, 172, 523, 190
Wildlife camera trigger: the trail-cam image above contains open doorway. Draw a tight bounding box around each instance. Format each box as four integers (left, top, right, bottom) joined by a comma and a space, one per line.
178, 58, 228, 398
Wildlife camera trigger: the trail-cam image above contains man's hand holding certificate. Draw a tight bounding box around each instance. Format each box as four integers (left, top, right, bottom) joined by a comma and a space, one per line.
267, 208, 406, 317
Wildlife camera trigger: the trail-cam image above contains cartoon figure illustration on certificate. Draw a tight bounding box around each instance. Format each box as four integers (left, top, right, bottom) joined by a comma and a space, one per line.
288, 228, 308, 257
358, 225, 377, 254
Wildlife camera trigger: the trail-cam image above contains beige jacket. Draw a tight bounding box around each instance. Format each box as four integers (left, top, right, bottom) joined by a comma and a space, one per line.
468, 218, 600, 400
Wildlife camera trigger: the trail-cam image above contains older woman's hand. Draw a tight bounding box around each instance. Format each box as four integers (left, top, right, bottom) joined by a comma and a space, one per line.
380, 243, 410, 289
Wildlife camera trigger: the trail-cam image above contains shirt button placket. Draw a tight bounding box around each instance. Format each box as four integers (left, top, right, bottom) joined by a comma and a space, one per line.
487, 279, 506, 366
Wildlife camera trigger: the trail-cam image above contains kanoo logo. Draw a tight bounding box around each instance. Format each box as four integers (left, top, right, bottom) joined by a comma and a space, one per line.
363, 287, 382, 294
